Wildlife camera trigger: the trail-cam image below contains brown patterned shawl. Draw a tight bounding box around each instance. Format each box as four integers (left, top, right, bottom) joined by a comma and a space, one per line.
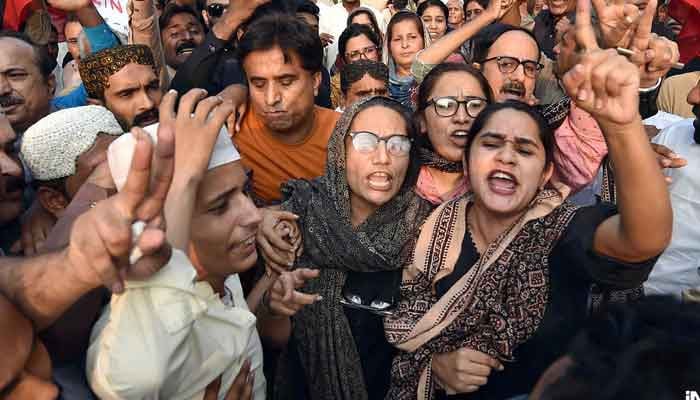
274, 96, 434, 400
384, 189, 579, 400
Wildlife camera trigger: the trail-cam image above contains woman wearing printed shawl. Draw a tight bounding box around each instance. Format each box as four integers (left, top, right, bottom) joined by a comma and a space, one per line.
259, 96, 433, 400
383, 1, 673, 399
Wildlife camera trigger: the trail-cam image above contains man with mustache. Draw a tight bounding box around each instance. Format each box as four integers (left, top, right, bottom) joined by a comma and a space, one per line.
159, 3, 205, 73
234, 14, 340, 205
80, 45, 162, 130
0, 113, 27, 252
645, 78, 700, 299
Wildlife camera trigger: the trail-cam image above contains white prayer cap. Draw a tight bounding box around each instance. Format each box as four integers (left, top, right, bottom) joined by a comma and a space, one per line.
107, 123, 241, 192
21, 106, 123, 181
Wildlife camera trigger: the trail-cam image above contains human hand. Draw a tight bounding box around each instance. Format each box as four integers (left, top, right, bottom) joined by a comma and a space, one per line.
554, 16, 572, 38
483, 0, 512, 21
67, 123, 175, 294
562, 0, 640, 126
46, 0, 93, 11
17, 201, 55, 256
431, 348, 504, 394
86, 160, 116, 190
159, 89, 233, 184
214, 0, 271, 39
320, 33, 335, 47
204, 359, 254, 400
220, 84, 248, 134
651, 143, 687, 183
267, 268, 322, 316
257, 209, 300, 275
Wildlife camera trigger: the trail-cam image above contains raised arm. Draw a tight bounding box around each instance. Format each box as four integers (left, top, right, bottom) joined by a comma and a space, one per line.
562, 0, 671, 262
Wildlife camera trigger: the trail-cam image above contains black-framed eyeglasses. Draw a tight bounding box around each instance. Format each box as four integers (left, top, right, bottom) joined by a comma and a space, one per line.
348, 131, 412, 156
346, 45, 378, 62
482, 56, 544, 78
206, 3, 227, 17
425, 96, 488, 118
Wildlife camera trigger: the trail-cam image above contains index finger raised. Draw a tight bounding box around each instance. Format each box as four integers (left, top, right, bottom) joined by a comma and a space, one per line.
630, 0, 657, 51
116, 128, 154, 219
576, 0, 600, 51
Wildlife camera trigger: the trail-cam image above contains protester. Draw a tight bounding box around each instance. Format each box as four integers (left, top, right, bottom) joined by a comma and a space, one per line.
261, 96, 434, 400
384, 11, 426, 108
332, 23, 383, 108
657, 71, 700, 118
0, 31, 55, 134
645, 78, 700, 299
294, 1, 333, 109
79, 45, 161, 130
447, 0, 466, 29
339, 59, 389, 111
233, 14, 339, 205
414, 63, 493, 204
533, 0, 574, 58
0, 114, 26, 246
159, 3, 206, 72
347, 6, 384, 40
86, 90, 265, 400
64, 14, 83, 64
201, 0, 229, 28
464, 0, 488, 22
418, 0, 449, 41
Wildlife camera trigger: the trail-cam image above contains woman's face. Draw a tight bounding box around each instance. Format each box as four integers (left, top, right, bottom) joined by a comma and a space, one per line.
345, 105, 411, 222
447, 0, 465, 25
421, 71, 488, 162
421, 5, 448, 41
389, 20, 424, 70
350, 12, 374, 31
467, 108, 552, 217
345, 34, 380, 63
465, 1, 485, 21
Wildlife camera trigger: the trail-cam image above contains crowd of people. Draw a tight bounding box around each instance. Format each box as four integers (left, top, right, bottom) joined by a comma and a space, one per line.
0, 0, 699, 398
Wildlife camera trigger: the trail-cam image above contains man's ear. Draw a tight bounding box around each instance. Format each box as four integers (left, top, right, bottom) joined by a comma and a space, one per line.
36, 187, 69, 219
86, 97, 104, 106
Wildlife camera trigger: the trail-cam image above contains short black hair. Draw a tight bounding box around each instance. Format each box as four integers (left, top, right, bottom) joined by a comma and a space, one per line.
418, 0, 449, 19
158, 3, 205, 32
466, 100, 553, 165
338, 23, 381, 63
0, 30, 55, 79
542, 296, 700, 400
296, 0, 320, 19
238, 13, 323, 73
340, 60, 389, 95
472, 23, 541, 63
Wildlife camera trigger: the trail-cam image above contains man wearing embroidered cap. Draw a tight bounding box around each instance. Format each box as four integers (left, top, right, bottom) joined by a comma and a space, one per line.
79, 45, 163, 131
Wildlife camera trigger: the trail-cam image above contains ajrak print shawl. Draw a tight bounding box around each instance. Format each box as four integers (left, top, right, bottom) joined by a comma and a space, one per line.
275, 97, 433, 400
384, 189, 579, 400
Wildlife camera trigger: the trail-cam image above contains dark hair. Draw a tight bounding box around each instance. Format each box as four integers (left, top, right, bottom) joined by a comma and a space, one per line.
338, 23, 381, 63
356, 96, 416, 138
238, 13, 323, 73
542, 296, 700, 400
464, 0, 489, 14
340, 60, 389, 95
386, 11, 425, 59
238, 1, 291, 33
417, 63, 494, 111
418, 0, 449, 19
347, 7, 382, 41
296, 0, 320, 19
472, 23, 541, 63
466, 101, 554, 165
0, 30, 55, 79
159, 3, 205, 32
65, 12, 80, 23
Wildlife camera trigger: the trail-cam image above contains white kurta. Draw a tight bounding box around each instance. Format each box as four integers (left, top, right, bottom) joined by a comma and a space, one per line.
647, 119, 700, 298
86, 249, 266, 400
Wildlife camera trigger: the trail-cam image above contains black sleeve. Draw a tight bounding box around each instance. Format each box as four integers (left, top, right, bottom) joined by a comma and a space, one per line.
315, 67, 332, 109
169, 31, 246, 95
639, 82, 660, 119
552, 203, 657, 289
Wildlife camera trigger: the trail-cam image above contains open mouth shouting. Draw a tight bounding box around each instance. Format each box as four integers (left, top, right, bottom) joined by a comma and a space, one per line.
367, 171, 394, 191
176, 41, 196, 57
500, 82, 526, 101
487, 170, 518, 196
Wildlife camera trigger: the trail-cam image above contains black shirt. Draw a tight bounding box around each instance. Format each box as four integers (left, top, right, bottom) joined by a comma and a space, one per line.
435, 203, 656, 400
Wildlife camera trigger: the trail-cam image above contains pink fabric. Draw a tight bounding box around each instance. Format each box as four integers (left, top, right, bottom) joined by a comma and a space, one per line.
415, 166, 469, 205
551, 103, 608, 194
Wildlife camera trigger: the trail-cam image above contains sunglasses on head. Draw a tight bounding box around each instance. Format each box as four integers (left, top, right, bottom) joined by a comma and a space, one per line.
206, 3, 226, 17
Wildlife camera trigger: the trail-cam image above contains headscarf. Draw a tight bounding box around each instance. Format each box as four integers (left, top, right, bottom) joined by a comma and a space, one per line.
276, 96, 433, 400
79, 45, 157, 99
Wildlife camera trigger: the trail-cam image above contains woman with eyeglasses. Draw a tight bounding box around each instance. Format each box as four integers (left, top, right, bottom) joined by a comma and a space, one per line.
256, 96, 433, 400
384, 38, 671, 400
331, 24, 383, 109
414, 63, 493, 204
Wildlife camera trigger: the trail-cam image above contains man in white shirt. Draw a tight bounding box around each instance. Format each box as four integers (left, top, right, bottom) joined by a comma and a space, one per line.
646, 78, 700, 299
